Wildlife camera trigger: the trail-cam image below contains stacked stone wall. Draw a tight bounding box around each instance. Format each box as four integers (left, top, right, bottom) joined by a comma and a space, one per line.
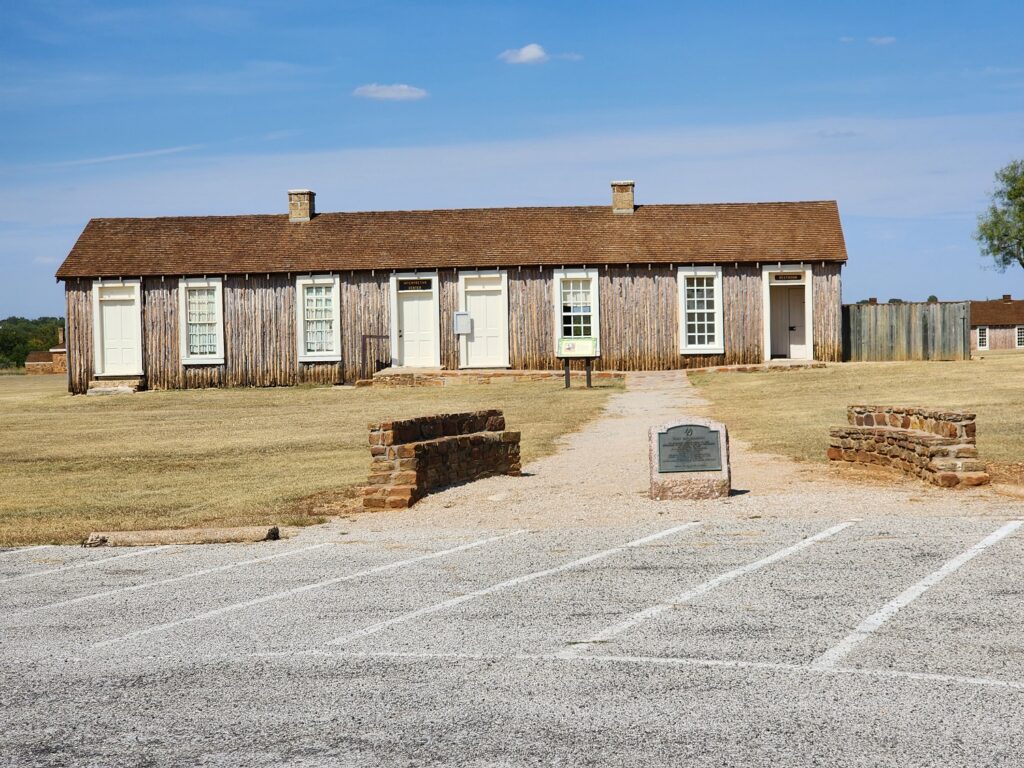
827, 405, 989, 487
362, 409, 521, 510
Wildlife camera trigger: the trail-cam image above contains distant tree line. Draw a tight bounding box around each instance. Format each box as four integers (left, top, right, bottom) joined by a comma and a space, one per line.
0, 317, 65, 368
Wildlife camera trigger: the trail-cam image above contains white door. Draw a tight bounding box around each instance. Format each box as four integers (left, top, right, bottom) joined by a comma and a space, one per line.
98, 288, 141, 375
398, 290, 437, 367
770, 286, 790, 358
788, 286, 808, 359
462, 274, 508, 368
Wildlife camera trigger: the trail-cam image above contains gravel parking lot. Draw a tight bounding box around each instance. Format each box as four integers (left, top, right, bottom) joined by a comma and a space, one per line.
3, 373, 1023, 767
2, 513, 1024, 767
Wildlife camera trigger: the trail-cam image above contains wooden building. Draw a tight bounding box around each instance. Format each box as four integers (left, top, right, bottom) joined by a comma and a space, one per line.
970, 294, 1024, 352
55, 182, 848, 394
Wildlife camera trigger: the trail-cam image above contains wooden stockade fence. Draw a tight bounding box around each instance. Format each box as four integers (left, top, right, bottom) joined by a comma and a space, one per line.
842, 301, 970, 362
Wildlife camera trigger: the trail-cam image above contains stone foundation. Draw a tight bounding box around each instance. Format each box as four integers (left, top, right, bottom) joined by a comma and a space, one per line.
362, 368, 625, 388
828, 405, 990, 488
362, 409, 521, 510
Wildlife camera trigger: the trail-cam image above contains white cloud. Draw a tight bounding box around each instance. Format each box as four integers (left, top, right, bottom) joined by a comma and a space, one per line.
499, 43, 549, 65
838, 36, 855, 44
352, 83, 428, 101
868, 36, 897, 46
44, 144, 202, 168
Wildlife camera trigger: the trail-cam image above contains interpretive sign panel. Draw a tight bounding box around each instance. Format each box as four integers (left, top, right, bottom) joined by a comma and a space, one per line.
657, 425, 722, 473
649, 417, 731, 500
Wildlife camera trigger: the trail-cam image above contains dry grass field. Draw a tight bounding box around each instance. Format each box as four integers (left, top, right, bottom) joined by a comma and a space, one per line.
0, 376, 617, 546
690, 350, 1024, 484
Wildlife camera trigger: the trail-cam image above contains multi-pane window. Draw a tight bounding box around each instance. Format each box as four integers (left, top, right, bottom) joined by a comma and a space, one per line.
977, 326, 989, 349
186, 288, 218, 356
678, 266, 724, 354
295, 275, 340, 361
303, 284, 335, 354
684, 276, 717, 347
178, 278, 223, 364
560, 278, 593, 338
1017, 326, 1024, 348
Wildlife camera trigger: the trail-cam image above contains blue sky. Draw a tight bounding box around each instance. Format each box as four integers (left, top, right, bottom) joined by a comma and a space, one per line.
1, 0, 1023, 316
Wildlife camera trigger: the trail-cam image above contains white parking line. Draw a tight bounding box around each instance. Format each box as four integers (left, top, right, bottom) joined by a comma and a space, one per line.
268, 650, 1024, 693
91, 531, 526, 649
0, 545, 54, 559
7, 543, 332, 617
327, 522, 702, 647
813, 519, 1024, 669
0, 545, 174, 584
572, 521, 857, 648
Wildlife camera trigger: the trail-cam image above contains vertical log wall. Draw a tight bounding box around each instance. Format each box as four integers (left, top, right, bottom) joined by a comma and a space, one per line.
63, 262, 844, 392
842, 301, 969, 361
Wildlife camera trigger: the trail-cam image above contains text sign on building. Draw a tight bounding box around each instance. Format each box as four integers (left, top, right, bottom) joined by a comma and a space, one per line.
398, 279, 432, 291
772, 273, 803, 283
657, 424, 723, 473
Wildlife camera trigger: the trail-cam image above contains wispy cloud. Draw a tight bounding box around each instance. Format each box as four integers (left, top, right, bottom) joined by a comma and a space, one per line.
352, 83, 428, 101
44, 144, 203, 168
838, 36, 856, 44
868, 36, 897, 46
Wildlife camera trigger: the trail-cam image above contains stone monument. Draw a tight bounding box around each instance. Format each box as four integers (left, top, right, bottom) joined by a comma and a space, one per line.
649, 417, 731, 500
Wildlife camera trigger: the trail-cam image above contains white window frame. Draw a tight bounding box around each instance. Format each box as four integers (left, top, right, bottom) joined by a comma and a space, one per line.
178, 277, 225, 365
977, 325, 989, 351
457, 270, 510, 368
295, 274, 342, 363
678, 265, 725, 355
552, 267, 600, 355
1016, 326, 1024, 349
91, 279, 144, 377
388, 271, 441, 368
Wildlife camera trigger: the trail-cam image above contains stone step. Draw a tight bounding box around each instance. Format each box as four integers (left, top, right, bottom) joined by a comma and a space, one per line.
87, 377, 145, 396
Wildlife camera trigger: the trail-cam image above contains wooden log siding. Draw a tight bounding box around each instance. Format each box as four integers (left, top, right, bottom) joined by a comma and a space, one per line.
66, 278, 93, 394
812, 262, 843, 363
64, 262, 843, 392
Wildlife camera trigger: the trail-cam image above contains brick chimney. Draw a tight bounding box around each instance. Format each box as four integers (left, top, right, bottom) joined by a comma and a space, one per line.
1003, 294, 1012, 302
611, 180, 635, 214
868, 297, 878, 305
288, 189, 315, 222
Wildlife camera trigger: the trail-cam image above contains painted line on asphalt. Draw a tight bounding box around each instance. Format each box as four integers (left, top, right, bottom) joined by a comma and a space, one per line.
571, 521, 857, 649
284, 649, 1024, 692
813, 519, 1024, 669
0, 546, 174, 584
8, 543, 333, 617
90, 531, 527, 649
0, 545, 55, 559
327, 522, 702, 647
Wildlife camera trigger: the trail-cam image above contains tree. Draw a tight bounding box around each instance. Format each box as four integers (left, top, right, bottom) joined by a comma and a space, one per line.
927, 295, 939, 303
0, 316, 64, 368
976, 159, 1024, 271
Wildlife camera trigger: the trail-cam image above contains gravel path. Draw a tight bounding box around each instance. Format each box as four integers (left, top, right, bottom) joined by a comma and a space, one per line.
312, 371, 1021, 539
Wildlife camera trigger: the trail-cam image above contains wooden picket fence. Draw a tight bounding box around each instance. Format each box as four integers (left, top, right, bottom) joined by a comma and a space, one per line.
842, 301, 970, 362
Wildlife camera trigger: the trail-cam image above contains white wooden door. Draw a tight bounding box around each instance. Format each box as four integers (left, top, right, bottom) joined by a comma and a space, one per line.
788, 286, 808, 359
100, 297, 140, 375
398, 291, 436, 367
463, 275, 508, 367
770, 286, 790, 358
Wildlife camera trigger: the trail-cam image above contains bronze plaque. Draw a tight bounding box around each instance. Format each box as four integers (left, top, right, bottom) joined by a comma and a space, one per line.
658, 425, 722, 473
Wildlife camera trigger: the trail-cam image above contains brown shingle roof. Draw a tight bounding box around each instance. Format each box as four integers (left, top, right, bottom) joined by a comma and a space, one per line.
56, 200, 847, 279
971, 297, 1024, 326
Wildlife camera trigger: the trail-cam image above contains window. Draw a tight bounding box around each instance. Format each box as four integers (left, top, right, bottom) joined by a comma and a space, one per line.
552, 268, 600, 354
295, 275, 341, 362
678, 266, 724, 354
977, 326, 989, 350
178, 278, 224, 365
1017, 326, 1024, 349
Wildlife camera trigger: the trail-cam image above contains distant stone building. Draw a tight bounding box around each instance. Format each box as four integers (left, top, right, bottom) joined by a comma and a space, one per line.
970, 294, 1024, 352
24, 328, 67, 375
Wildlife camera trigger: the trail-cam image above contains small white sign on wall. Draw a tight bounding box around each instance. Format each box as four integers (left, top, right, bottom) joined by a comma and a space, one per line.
453, 311, 472, 335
